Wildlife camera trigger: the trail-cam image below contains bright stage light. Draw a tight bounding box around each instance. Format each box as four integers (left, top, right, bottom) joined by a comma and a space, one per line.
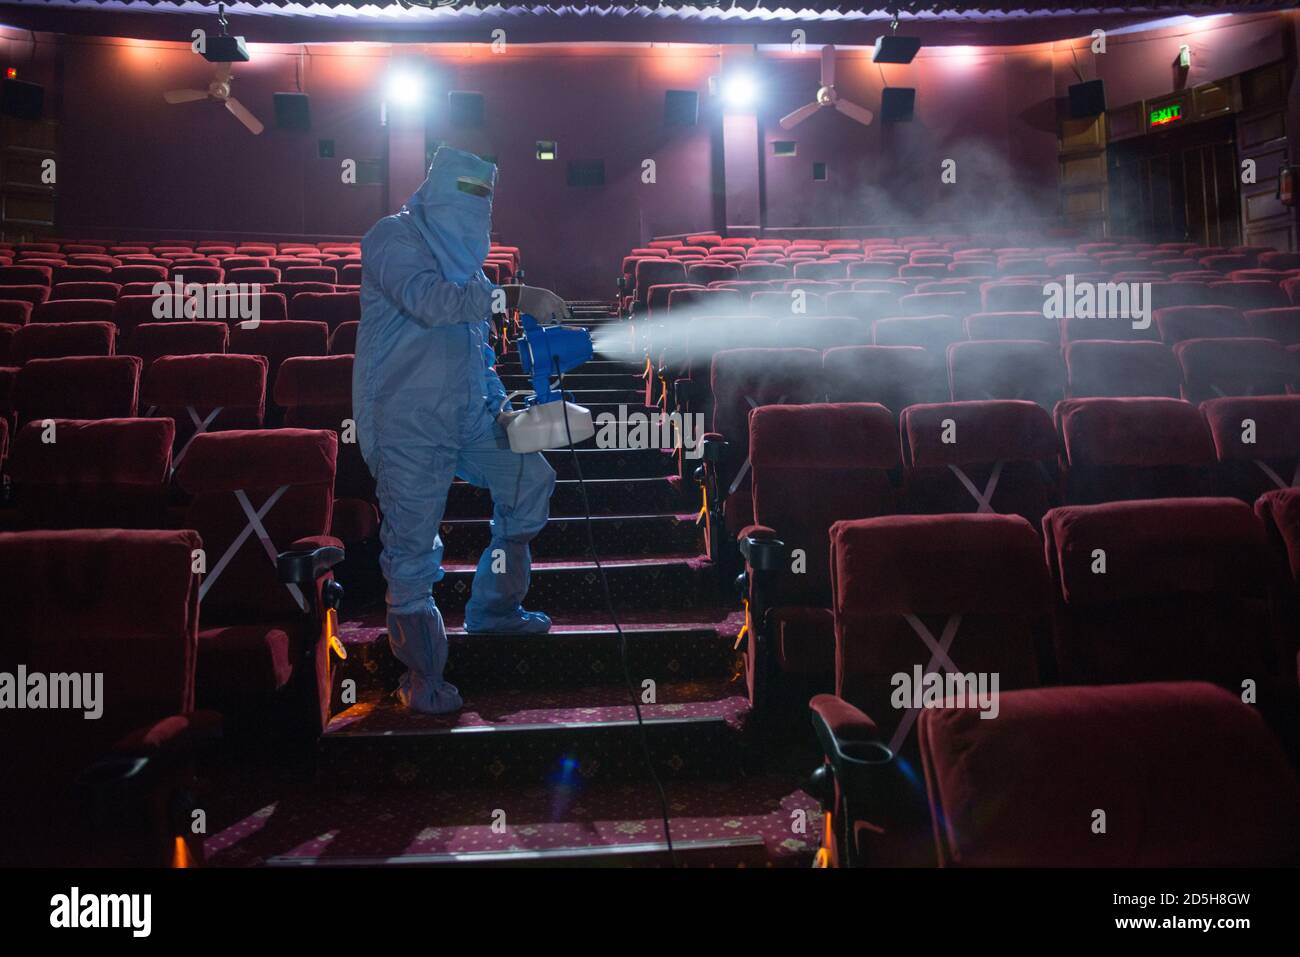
722, 73, 758, 109
385, 69, 425, 107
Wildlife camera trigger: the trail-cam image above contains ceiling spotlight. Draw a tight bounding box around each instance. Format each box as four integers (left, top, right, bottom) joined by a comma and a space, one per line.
722, 73, 758, 109
386, 69, 426, 107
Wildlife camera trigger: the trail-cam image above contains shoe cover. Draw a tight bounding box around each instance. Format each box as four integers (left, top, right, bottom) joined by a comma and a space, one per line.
387, 599, 463, 713
463, 607, 552, 635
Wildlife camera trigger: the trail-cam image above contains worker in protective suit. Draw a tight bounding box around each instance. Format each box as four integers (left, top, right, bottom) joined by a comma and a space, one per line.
354, 146, 571, 713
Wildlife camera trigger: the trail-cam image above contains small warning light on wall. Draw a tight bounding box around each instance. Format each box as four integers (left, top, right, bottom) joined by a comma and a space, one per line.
5, 68, 16, 79
1177, 44, 1191, 69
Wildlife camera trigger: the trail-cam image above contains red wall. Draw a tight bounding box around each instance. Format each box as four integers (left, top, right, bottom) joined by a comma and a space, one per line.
28, 12, 1297, 297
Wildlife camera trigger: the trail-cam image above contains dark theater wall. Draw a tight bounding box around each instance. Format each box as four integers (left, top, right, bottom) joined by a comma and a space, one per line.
35, 13, 1297, 297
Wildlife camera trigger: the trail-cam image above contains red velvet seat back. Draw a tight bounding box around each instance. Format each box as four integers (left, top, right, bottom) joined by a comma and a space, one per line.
919, 682, 1300, 867
901, 400, 1058, 524
829, 512, 1046, 741
176, 428, 337, 623
1201, 395, 1300, 502
1154, 304, 1246, 343
8, 417, 174, 528
130, 321, 230, 366
963, 311, 1056, 343
710, 347, 822, 535
1174, 337, 1292, 404
1042, 497, 1273, 685
751, 403, 899, 605
275, 354, 373, 504
823, 344, 941, 410
141, 353, 268, 456
947, 339, 1063, 408
980, 281, 1043, 312
1065, 340, 1181, 398
1056, 397, 1216, 503
288, 291, 360, 331
634, 259, 687, 305
13, 355, 141, 425
10, 321, 116, 363
0, 527, 202, 860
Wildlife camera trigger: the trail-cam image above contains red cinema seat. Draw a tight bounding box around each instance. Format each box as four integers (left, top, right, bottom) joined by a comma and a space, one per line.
50, 281, 121, 302
1149, 280, 1211, 310
947, 340, 1063, 408
980, 281, 1043, 313
0, 299, 33, 326
1244, 307, 1300, 345
170, 265, 225, 285
1065, 340, 1182, 398
900, 400, 1058, 524
130, 321, 230, 366
32, 298, 115, 325
289, 291, 360, 331
0, 264, 53, 287
900, 291, 975, 319
141, 353, 267, 465
9, 321, 116, 363
284, 266, 338, 285
822, 345, 942, 411
275, 355, 378, 544
667, 287, 745, 315
340, 263, 363, 285
1175, 337, 1292, 404
329, 321, 358, 355
700, 348, 823, 569
827, 513, 1046, 755
793, 261, 848, 281
1210, 280, 1290, 312
826, 290, 900, 322
964, 312, 1057, 343
739, 404, 900, 709
1154, 305, 1247, 343
7, 417, 174, 529
228, 320, 328, 405
1256, 487, 1300, 608
915, 683, 1300, 867
1060, 311, 1161, 342
1202, 395, 1300, 501
872, 316, 966, 357
849, 261, 901, 280
1043, 497, 1275, 687
51, 264, 112, 285
772, 316, 872, 350
13, 355, 140, 425
1056, 397, 1216, 503
750, 291, 825, 318
0, 285, 50, 306
226, 267, 281, 286
175, 429, 343, 732
108, 264, 168, 286
0, 527, 213, 865
634, 259, 687, 309
687, 263, 739, 286
222, 256, 270, 270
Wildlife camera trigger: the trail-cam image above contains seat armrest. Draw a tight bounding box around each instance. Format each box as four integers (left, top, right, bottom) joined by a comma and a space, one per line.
701, 433, 726, 464
278, 536, 346, 585
739, 528, 785, 571
809, 694, 894, 798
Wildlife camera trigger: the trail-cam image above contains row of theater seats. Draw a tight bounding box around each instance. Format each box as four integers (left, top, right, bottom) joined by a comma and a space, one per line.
0, 352, 374, 538
795, 488, 1300, 866
620, 234, 1300, 310
0, 428, 347, 864
701, 351, 1300, 553
643, 277, 1300, 320
0, 238, 521, 284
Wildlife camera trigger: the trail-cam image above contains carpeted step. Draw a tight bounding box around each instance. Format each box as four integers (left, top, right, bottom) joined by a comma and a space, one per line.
316, 677, 750, 787
439, 513, 699, 561
337, 609, 742, 693
204, 775, 820, 868
429, 553, 708, 613
546, 446, 677, 479
445, 475, 686, 517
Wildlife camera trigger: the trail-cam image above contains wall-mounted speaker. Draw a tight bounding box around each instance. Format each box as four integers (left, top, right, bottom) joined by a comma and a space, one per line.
664, 89, 699, 127
1068, 79, 1106, 118
1, 78, 44, 120
881, 87, 916, 122
273, 93, 311, 131
873, 35, 921, 64
448, 91, 485, 129
566, 159, 605, 188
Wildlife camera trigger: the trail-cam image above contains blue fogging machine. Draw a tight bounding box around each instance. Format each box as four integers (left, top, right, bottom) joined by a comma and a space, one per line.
503, 314, 596, 454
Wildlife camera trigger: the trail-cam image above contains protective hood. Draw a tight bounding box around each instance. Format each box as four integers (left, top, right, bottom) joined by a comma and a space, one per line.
401, 146, 498, 284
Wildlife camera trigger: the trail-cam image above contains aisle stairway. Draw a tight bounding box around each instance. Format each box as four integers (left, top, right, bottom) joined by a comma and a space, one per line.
203, 302, 822, 867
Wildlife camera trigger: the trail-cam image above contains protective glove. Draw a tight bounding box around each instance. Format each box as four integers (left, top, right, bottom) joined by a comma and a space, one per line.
515, 285, 572, 325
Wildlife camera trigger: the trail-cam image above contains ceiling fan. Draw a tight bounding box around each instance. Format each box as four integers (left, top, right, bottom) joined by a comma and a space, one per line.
780, 45, 875, 130
164, 61, 264, 135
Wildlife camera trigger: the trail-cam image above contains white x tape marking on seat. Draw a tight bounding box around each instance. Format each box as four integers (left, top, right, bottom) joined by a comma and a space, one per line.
946, 460, 1004, 513
1253, 458, 1300, 490
727, 394, 787, 496
171, 405, 224, 470
888, 613, 963, 754
198, 484, 307, 612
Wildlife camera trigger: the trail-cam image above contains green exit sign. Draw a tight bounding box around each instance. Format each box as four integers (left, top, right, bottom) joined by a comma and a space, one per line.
1149, 104, 1182, 128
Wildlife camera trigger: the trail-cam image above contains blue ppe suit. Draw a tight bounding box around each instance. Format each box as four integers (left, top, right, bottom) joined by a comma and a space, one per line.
354, 147, 556, 713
